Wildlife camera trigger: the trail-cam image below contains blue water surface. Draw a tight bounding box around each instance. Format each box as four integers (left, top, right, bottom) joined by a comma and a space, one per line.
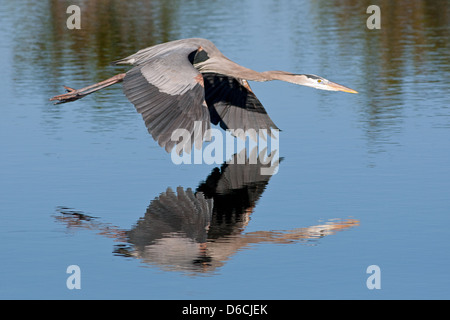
1, 0, 449, 299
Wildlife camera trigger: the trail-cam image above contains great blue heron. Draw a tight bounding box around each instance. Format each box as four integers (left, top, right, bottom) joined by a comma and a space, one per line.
50, 38, 357, 153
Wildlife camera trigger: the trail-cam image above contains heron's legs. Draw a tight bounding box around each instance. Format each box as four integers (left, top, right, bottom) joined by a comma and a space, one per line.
50, 73, 126, 104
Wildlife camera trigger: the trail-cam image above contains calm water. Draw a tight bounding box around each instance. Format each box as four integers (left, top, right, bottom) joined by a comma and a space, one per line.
1, 0, 449, 299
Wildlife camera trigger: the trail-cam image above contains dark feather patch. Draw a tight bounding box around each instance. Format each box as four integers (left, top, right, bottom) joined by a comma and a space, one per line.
188, 49, 210, 65
202, 73, 279, 139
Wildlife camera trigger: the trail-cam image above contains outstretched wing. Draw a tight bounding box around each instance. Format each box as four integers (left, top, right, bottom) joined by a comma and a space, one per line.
122, 47, 211, 154
203, 73, 279, 141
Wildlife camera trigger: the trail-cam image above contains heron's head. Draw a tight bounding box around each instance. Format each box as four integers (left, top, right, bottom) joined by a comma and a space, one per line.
292, 74, 358, 93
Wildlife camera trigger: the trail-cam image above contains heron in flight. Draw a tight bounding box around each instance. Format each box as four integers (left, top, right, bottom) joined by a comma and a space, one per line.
50, 38, 357, 153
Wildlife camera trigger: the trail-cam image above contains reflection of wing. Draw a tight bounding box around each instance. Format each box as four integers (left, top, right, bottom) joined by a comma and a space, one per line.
203, 73, 279, 139
122, 187, 213, 272
196, 151, 280, 239
127, 187, 213, 248
197, 151, 277, 211
121, 45, 210, 154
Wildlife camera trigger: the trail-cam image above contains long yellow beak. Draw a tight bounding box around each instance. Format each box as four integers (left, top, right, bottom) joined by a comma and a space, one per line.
327, 81, 358, 94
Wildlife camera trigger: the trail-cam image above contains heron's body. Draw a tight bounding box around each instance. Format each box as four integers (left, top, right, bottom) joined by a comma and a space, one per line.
51, 38, 357, 153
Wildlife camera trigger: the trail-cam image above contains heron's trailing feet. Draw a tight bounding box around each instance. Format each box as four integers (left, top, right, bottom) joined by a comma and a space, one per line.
50, 73, 126, 104
49, 86, 82, 104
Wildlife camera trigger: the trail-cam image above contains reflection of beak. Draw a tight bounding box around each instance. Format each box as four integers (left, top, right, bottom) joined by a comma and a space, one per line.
328, 81, 358, 94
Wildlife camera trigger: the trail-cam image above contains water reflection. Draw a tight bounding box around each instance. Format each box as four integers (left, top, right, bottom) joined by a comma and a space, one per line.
55, 151, 359, 275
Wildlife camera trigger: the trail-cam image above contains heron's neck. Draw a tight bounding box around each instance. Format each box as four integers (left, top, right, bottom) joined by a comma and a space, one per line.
260, 70, 300, 83
229, 69, 297, 82
197, 58, 297, 82
233, 68, 298, 83
214, 60, 272, 81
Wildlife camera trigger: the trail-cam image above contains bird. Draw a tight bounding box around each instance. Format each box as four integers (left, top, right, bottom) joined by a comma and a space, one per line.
50, 38, 357, 153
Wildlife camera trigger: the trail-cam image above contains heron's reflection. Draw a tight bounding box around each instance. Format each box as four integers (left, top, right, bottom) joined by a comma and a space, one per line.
55, 150, 359, 274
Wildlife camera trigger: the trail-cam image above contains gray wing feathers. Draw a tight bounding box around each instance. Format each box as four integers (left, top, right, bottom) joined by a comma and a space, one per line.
117, 38, 278, 152
122, 49, 210, 154
113, 39, 208, 66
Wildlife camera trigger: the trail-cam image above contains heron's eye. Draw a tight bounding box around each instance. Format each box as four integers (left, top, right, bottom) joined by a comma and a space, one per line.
317, 79, 322, 83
